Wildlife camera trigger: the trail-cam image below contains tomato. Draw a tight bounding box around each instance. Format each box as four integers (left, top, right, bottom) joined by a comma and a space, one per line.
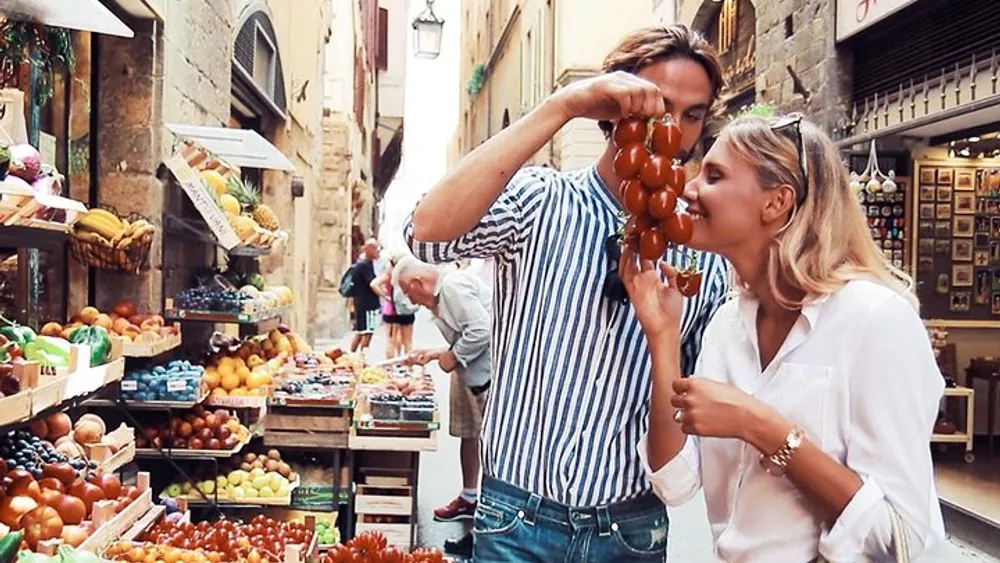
647, 189, 678, 219
662, 212, 694, 244
651, 121, 682, 157
621, 180, 648, 215
613, 117, 648, 148
638, 228, 667, 261
676, 271, 703, 297
638, 154, 670, 189
613, 143, 649, 180
667, 164, 686, 192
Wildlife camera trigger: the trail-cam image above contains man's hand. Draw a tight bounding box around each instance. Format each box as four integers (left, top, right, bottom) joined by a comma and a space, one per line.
552, 71, 667, 124
405, 349, 443, 366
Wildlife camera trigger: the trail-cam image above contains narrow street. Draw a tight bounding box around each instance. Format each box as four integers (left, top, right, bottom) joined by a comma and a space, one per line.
324, 311, 999, 562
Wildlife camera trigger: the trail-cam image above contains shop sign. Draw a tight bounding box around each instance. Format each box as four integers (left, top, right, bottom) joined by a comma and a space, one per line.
164, 153, 241, 250
837, 0, 923, 42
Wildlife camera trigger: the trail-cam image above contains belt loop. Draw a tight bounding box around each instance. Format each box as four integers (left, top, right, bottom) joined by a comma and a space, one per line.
596, 505, 612, 537
522, 493, 542, 526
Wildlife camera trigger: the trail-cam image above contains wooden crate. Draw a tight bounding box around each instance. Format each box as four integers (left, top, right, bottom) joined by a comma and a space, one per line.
31, 374, 67, 415
78, 472, 153, 553
122, 329, 182, 358
348, 427, 437, 452
87, 424, 137, 473
267, 407, 350, 432
263, 430, 349, 449
355, 520, 411, 551
355, 485, 413, 516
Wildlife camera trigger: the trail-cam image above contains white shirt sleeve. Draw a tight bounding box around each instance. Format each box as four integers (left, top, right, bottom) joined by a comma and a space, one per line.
818, 294, 945, 562
638, 308, 730, 506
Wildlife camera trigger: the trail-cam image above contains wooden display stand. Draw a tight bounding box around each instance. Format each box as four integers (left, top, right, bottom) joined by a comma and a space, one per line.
933, 386, 976, 462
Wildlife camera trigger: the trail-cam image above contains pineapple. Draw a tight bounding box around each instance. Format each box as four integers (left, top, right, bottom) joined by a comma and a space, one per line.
228, 214, 258, 241
226, 176, 280, 231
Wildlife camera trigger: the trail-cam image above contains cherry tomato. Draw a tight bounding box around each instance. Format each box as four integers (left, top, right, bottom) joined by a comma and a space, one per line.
651, 121, 682, 158
662, 212, 694, 244
622, 180, 649, 215
638, 228, 667, 260
667, 164, 686, 192
639, 154, 671, 189
613, 143, 649, 180
647, 188, 678, 219
676, 271, 703, 297
613, 117, 648, 148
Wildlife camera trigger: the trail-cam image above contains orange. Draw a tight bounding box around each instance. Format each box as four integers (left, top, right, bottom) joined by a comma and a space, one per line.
203, 367, 221, 389
221, 372, 241, 392
236, 365, 251, 384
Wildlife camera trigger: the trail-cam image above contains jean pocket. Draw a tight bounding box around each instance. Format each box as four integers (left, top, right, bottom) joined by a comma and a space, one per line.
473, 499, 524, 538
611, 513, 668, 557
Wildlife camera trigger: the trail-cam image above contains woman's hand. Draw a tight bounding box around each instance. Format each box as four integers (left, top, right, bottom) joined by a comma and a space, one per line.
619, 247, 684, 338
671, 379, 789, 447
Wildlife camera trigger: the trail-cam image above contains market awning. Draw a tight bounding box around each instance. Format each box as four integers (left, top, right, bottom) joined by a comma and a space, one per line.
0, 0, 134, 37
165, 124, 296, 172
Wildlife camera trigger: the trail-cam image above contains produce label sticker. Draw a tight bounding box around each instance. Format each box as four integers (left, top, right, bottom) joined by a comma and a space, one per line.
167, 379, 187, 392
121, 380, 138, 391
165, 153, 241, 250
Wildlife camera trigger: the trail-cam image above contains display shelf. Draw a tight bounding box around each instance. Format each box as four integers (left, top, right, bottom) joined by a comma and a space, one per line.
160, 478, 301, 507
933, 385, 976, 462
267, 396, 355, 409
352, 420, 440, 431
122, 331, 183, 358
163, 305, 287, 325
205, 394, 268, 408
162, 211, 275, 257
88, 392, 208, 410
0, 359, 125, 429
348, 428, 438, 452
135, 435, 250, 459
0, 224, 67, 250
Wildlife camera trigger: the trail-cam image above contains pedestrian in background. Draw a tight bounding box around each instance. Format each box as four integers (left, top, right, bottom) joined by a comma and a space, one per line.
371, 252, 419, 357
393, 255, 491, 558
349, 239, 381, 353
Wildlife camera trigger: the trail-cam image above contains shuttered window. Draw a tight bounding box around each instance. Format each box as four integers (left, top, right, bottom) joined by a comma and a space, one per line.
377, 8, 388, 72
850, 0, 1000, 103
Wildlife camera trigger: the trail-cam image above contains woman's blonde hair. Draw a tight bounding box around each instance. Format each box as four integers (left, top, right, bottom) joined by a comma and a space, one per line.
721, 115, 917, 310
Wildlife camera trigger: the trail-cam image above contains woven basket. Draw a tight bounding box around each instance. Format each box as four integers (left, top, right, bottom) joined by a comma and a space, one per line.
68, 207, 154, 274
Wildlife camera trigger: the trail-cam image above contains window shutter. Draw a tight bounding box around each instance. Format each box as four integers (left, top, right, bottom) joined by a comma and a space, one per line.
377, 8, 388, 72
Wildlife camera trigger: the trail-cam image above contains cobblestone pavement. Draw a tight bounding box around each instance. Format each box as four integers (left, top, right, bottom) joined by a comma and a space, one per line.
320, 311, 999, 562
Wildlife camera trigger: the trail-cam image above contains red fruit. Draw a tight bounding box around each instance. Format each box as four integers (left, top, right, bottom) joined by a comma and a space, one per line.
667, 164, 686, 192
662, 213, 694, 244
638, 228, 667, 261
651, 121, 682, 158
612, 117, 648, 148
647, 189, 678, 220
621, 180, 648, 216
638, 154, 671, 189
613, 143, 649, 180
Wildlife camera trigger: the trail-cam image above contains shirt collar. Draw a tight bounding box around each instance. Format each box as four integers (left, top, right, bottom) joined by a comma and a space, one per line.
737, 291, 832, 335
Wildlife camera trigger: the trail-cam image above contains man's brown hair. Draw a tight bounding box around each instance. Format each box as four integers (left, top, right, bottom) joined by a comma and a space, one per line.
598, 24, 725, 138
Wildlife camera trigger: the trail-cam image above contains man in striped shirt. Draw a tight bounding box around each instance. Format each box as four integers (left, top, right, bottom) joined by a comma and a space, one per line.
407, 25, 728, 561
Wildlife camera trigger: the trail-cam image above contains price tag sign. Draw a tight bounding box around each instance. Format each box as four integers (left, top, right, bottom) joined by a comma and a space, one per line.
166, 379, 187, 392
165, 153, 241, 250
120, 380, 138, 392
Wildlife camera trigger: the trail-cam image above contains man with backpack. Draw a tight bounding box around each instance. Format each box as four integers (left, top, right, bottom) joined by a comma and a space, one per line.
341, 239, 382, 352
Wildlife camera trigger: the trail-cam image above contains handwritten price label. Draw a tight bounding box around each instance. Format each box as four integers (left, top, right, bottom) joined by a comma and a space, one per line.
167, 379, 187, 392
165, 154, 241, 250
120, 380, 138, 392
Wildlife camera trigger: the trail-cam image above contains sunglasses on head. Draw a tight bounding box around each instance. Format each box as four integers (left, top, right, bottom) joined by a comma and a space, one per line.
769, 113, 809, 207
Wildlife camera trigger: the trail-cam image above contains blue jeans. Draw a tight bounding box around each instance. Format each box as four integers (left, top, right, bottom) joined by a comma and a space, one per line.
472, 476, 668, 562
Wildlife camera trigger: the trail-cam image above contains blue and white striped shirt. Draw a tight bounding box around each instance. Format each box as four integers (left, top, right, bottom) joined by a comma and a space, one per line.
405, 165, 729, 506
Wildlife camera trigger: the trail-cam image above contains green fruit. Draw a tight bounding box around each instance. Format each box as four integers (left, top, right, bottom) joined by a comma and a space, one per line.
228, 471, 244, 486
252, 476, 269, 490
248, 273, 266, 292
232, 486, 246, 498
245, 488, 259, 498
165, 484, 182, 497
258, 486, 274, 498
198, 481, 216, 494
216, 476, 229, 489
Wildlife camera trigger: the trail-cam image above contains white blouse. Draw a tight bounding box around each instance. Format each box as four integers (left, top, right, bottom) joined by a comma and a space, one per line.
639, 280, 946, 563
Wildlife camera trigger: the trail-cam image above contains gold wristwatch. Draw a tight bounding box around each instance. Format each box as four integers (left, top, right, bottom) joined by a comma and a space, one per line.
759, 426, 805, 477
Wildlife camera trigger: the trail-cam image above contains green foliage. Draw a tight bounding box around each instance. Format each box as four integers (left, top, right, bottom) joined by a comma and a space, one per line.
0, 20, 76, 106
466, 63, 486, 97
732, 103, 776, 120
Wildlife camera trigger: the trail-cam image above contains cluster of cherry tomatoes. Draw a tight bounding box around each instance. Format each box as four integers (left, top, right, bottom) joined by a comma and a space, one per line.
613, 117, 702, 296
322, 531, 443, 563
134, 514, 312, 563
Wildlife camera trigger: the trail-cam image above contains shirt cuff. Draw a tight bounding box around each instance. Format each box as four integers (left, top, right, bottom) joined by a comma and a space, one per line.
818, 476, 887, 562
636, 433, 700, 505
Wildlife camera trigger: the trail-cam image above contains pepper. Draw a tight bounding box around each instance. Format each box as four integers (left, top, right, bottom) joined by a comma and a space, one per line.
24, 336, 71, 368
68, 325, 111, 367
0, 530, 24, 563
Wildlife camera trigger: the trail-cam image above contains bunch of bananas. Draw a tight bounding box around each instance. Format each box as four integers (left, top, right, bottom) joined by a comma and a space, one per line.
359, 366, 388, 384
73, 209, 155, 249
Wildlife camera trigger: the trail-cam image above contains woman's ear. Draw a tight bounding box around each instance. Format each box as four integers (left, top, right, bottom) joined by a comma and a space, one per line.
761, 184, 797, 226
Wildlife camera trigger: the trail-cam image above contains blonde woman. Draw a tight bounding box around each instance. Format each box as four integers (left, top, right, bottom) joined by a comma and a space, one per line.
620, 115, 947, 562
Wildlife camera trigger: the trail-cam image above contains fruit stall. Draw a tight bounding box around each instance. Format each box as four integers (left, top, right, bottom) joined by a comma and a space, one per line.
0, 97, 448, 563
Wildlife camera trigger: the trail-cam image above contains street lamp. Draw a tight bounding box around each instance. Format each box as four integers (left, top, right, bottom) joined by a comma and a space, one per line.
412, 0, 445, 59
